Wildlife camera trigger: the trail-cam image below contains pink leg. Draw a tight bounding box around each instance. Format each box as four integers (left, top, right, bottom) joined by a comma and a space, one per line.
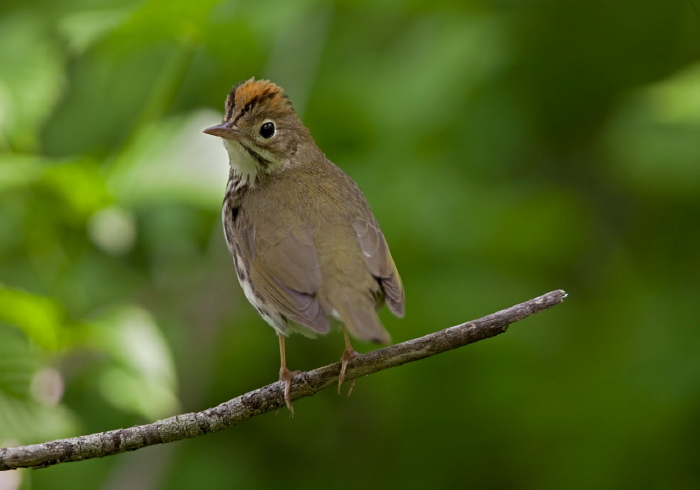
278, 334, 296, 415
338, 328, 358, 396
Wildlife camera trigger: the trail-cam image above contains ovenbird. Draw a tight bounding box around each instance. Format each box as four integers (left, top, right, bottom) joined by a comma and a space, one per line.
203, 78, 404, 412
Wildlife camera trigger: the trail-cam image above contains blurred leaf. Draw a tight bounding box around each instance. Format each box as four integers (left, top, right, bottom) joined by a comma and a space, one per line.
106, 111, 228, 208
113, 0, 219, 48
0, 328, 35, 399
86, 305, 179, 419
0, 388, 78, 444
0, 285, 64, 351
0, 154, 46, 190
605, 63, 700, 198
647, 64, 700, 124
98, 365, 179, 421
0, 326, 78, 443
42, 159, 113, 222
0, 11, 65, 151
58, 9, 130, 54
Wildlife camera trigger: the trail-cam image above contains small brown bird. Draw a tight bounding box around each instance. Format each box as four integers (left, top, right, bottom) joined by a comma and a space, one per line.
203, 78, 404, 412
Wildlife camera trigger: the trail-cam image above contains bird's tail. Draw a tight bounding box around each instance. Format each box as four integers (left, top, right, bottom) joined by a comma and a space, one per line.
331, 297, 391, 344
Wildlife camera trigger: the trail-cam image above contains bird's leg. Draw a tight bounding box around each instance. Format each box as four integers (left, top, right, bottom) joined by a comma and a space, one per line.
278, 334, 297, 415
338, 328, 358, 396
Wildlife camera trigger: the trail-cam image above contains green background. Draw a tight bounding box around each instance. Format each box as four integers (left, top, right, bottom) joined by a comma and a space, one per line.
1, 0, 699, 488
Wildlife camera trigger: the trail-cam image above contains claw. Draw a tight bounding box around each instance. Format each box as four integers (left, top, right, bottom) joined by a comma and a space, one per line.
278, 335, 299, 415
338, 329, 358, 396
278, 366, 295, 415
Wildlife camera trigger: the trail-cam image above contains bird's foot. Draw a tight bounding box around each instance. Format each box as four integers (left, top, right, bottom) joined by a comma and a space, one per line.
338, 348, 358, 396
279, 367, 303, 416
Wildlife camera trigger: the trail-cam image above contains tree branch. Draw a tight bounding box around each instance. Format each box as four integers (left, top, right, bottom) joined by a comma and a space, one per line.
0, 289, 567, 471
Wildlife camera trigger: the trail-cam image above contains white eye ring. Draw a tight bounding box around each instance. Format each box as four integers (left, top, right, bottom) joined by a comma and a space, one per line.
259, 120, 276, 139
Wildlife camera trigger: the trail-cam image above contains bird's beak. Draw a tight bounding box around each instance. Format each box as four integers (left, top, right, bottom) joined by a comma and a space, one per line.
203, 123, 239, 139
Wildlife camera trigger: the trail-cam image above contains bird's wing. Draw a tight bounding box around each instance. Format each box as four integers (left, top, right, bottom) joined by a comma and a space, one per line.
352, 218, 405, 317
236, 211, 330, 334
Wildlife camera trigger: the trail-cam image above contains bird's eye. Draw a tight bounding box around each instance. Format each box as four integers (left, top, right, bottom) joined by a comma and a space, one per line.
259, 121, 275, 139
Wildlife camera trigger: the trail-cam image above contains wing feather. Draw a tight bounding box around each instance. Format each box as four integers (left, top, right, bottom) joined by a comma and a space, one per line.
352, 219, 405, 317
238, 214, 330, 334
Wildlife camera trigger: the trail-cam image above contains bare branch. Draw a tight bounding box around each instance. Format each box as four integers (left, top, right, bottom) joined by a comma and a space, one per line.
0, 289, 567, 471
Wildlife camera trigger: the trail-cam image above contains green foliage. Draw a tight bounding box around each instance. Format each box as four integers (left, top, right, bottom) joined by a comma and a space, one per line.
1, 1, 699, 489
0, 285, 64, 351
0, 325, 78, 444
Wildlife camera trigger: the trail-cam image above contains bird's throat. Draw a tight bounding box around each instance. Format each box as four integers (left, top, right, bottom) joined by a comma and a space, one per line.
223, 139, 261, 186
223, 138, 286, 187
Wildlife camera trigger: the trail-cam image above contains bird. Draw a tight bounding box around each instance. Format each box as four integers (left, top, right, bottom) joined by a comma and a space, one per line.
203, 78, 404, 413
